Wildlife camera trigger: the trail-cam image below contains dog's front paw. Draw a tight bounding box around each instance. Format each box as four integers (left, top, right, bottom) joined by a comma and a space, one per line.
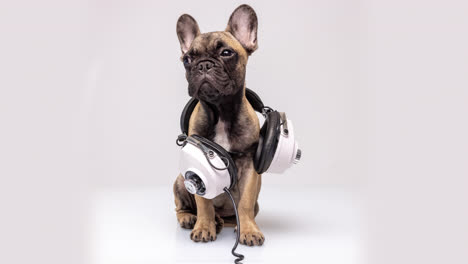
239, 223, 265, 246
190, 219, 217, 242
177, 212, 197, 229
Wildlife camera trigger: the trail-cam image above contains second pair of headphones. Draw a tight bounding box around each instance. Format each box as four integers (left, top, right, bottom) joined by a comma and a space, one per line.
177, 88, 301, 199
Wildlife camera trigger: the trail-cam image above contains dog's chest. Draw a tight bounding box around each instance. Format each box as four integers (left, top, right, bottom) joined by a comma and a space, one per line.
213, 121, 231, 151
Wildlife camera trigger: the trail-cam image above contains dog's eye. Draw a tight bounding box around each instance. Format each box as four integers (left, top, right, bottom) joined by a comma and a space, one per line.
220, 49, 234, 57
183, 56, 191, 66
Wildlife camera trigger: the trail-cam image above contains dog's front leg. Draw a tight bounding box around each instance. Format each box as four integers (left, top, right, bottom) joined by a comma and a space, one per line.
191, 196, 217, 242
238, 162, 265, 246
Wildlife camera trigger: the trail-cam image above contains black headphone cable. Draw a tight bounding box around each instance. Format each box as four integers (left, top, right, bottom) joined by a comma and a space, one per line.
193, 135, 244, 263
224, 187, 245, 264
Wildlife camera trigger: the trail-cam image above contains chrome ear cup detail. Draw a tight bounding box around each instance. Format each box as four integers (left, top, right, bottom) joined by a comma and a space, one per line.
184, 179, 197, 194
184, 171, 206, 195
294, 148, 302, 164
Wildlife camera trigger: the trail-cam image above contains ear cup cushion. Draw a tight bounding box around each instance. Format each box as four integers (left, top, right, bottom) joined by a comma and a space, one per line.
254, 124, 266, 172
190, 135, 238, 189
254, 111, 281, 174
180, 98, 199, 135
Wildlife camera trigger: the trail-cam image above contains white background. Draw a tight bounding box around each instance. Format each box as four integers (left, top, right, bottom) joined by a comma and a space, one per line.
0, 0, 467, 264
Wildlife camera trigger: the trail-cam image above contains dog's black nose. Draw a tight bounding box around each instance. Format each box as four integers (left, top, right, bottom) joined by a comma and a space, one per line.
197, 61, 214, 73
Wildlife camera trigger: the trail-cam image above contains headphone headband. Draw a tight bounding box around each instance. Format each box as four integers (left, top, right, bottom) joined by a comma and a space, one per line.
180, 88, 265, 135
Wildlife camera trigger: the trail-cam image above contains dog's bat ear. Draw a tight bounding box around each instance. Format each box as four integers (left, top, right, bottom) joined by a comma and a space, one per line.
226, 4, 258, 55
176, 14, 200, 54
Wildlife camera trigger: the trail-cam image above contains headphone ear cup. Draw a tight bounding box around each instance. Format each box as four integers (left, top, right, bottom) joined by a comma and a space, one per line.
190, 135, 238, 189
254, 111, 281, 174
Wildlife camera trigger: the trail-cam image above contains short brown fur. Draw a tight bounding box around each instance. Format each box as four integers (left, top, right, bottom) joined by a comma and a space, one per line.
174, 4, 265, 246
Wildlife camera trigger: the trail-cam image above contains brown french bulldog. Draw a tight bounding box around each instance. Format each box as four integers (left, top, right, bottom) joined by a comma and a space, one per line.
173, 5, 264, 246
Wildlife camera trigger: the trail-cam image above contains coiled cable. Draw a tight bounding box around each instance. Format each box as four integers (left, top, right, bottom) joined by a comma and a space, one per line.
224, 187, 244, 264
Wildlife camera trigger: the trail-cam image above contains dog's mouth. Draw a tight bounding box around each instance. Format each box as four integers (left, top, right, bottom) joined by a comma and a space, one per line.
196, 81, 220, 102
199, 81, 212, 91
188, 71, 237, 103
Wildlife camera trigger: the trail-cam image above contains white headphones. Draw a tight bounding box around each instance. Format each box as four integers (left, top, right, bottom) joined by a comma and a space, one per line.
176, 88, 301, 199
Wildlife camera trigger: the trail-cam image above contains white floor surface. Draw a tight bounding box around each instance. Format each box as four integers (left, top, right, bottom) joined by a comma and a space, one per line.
87, 185, 362, 264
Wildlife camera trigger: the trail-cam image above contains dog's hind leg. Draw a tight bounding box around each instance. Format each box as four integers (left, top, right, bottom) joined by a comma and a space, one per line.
214, 213, 224, 234
173, 174, 197, 229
